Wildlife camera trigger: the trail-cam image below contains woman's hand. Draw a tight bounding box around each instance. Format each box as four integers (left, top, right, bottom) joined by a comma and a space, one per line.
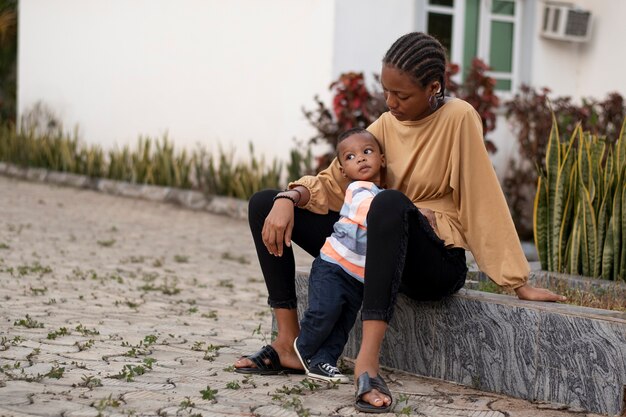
418, 207, 439, 235
514, 283, 567, 302
262, 199, 295, 257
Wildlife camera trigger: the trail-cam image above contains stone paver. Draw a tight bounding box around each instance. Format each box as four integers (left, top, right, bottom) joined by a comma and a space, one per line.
0, 176, 606, 417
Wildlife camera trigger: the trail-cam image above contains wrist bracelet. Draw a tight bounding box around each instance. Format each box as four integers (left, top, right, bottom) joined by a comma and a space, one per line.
289, 188, 302, 205
273, 194, 297, 206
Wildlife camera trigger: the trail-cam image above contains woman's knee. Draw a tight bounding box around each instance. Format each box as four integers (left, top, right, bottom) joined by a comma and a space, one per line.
368, 190, 412, 225
248, 189, 277, 213
248, 189, 279, 229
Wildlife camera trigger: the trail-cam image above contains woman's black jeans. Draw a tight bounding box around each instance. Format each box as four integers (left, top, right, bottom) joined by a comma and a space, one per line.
248, 189, 467, 322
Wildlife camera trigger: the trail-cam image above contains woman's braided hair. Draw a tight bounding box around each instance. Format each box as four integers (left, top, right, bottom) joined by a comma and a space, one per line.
383, 32, 447, 103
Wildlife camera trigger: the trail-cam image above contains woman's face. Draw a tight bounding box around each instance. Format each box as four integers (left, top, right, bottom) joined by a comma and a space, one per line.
381, 64, 439, 122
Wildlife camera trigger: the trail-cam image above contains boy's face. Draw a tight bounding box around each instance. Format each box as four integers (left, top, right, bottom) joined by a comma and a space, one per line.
337, 133, 385, 185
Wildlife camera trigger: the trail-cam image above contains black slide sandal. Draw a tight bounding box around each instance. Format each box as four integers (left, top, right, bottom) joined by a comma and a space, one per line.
235, 345, 305, 375
355, 371, 393, 413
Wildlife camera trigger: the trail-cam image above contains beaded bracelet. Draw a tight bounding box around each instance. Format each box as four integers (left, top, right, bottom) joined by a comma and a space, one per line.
273, 194, 297, 206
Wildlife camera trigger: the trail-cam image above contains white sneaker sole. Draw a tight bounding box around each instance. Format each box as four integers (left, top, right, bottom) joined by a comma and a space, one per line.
306, 371, 350, 384
293, 337, 309, 373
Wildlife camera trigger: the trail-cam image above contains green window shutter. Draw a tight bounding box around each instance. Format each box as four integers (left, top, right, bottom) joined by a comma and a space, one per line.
489, 20, 514, 73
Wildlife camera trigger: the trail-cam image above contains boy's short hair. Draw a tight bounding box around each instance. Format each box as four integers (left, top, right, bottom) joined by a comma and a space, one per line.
335, 128, 382, 161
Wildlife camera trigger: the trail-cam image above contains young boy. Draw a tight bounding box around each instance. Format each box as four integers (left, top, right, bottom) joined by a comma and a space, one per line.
294, 127, 385, 383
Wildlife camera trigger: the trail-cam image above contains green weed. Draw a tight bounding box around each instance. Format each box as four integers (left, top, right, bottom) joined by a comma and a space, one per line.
221, 252, 250, 264
97, 239, 116, 247
47, 327, 70, 340
174, 254, 189, 263
14, 314, 44, 328
225, 381, 240, 389
200, 385, 218, 401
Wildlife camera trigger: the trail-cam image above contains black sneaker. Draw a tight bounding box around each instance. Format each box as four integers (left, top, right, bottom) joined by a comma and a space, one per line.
307, 362, 350, 383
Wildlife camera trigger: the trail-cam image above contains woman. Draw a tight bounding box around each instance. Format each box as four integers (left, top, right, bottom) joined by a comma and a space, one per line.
234, 32, 565, 413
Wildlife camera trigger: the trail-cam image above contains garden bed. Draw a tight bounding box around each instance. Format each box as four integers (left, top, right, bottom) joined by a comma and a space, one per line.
468, 270, 626, 313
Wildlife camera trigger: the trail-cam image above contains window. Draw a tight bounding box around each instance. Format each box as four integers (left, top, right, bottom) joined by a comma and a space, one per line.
418, 0, 522, 93
477, 0, 522, 93
420, 0, 465, 78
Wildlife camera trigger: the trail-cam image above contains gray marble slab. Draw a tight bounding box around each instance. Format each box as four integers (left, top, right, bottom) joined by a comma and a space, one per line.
291, 268, 626, 416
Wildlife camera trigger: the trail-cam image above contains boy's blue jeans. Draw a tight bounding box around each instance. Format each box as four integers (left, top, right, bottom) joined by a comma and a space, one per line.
296, 257, 363, 368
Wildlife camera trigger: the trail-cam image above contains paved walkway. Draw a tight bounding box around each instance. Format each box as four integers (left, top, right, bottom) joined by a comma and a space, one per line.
0, 176, 604, 417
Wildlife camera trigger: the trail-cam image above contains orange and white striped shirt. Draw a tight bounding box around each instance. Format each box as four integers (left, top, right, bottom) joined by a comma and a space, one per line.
319, 181, 382, 282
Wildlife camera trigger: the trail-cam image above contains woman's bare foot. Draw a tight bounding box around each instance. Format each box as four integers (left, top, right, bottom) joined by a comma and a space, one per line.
355, 320, 391, 409
234, 340, 303, 371
354, 362, 391, 408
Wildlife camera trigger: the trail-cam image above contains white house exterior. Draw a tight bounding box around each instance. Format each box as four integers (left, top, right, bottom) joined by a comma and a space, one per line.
18, 0, 626, 177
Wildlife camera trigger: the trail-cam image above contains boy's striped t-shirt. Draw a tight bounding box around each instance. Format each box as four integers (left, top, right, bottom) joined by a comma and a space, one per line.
319, 181, 382, 282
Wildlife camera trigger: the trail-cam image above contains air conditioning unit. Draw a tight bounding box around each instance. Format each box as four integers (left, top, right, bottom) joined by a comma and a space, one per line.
541, 3, 592, 42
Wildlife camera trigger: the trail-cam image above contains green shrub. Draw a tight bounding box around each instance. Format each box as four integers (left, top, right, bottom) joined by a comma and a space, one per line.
505, 88, 625, 240
0, 121, 288, 200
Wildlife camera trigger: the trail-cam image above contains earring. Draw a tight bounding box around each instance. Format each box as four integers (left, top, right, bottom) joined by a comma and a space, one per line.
428, 94, 438, 111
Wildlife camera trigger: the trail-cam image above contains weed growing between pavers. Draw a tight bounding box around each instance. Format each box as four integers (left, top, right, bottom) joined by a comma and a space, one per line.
396, 393, 412, 415
74, 374, 103, 389
203, 344, 223, 362
217, 278, 234, 289
225, 380, 240, 389
272, 385, 309, 415
75, 323, 100, 336
201, 310, 218, 320
122, 334, 158, 357
0, 360, 65, 382
270, 379, 339, 417
110, 358, 157, 382
174, 254, 189, 263
47, 326, 71, 339
28, 285, 48, 295
200, 385, 218, 402
7, 223, 32, 234
138, 276, 181, 295
2, 261, 53, 277
13, 314, 44, 328
75, 339, 95, 351
0, 336, 23, 351
92, 394, 122, 417
178, 396, 195, 412
96, 239, 116, 247
221, 251, 250, 264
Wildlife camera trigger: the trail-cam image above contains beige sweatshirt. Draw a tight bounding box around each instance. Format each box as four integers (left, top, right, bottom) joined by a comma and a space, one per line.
290, 98, 529, 289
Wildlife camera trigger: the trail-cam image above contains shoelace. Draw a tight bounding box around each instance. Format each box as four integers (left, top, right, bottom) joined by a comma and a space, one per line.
320, 363, 341, 375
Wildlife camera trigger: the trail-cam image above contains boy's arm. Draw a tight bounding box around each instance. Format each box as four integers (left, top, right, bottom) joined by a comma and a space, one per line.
345, 183, 380, 228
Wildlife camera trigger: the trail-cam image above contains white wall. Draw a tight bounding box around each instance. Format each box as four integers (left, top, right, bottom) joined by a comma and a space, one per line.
18, 0, 335, 163
573, 0, 626, 98
332, 0, 416, 84
530, 0, 626, 101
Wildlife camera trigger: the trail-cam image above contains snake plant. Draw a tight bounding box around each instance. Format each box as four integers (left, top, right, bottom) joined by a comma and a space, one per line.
534, 115, 626, 280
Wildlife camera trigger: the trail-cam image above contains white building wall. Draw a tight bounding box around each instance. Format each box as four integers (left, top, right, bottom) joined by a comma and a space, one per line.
18, 0, 336, 163
572, 0, 626, 98
491, 0, 626, 179
332, 0, 416, 83
529, 0, 626, 101
19, 0, 623, 176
